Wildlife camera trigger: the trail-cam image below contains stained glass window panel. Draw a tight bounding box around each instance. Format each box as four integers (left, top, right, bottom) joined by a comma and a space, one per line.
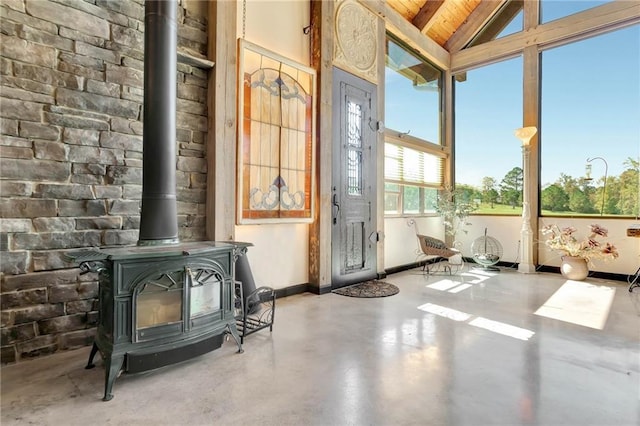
238, 40, 315, 222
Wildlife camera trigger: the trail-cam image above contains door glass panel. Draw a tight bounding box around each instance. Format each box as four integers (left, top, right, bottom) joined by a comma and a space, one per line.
347, 100, 363, 196
346, 221, 364, 270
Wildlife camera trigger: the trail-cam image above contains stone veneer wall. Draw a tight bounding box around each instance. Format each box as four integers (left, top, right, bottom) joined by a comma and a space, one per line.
0, 0, 210, 363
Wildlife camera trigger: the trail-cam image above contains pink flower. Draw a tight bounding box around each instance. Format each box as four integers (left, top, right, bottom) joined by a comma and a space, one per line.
602, 243, 619, 259
590, 224, 608, 237
543, 223, 619, 262
541, 225, 553, 233
586, 238, 600, 248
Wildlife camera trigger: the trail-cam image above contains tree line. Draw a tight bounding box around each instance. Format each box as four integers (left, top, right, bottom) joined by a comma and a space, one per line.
456, 158, 639, 216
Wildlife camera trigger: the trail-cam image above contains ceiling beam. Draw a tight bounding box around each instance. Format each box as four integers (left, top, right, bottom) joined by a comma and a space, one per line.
360, 0, 450, 70
466, 0, 523, 47
412, 0, 445, 33
444, 0, 508, 52
451, 0, 640, 72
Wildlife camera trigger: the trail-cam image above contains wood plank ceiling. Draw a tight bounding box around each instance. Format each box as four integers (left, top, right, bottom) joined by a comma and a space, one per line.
386, 0, 513, 52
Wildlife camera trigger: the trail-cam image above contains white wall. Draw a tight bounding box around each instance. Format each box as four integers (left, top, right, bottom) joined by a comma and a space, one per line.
383, 216, 445, 268
237, 0, 311, 66
384, 215, 640, 277
235, 224, 309, 288
233, 1, 311, 289
457, 216, 522, 264
384, 215, 522, 269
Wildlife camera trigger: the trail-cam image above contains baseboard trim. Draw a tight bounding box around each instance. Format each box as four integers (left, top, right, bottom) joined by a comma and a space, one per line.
307, 284, 332, 295
267, 263, 630, 300
273, 283, 333, 298
463, 261, 628, 282
535, 265, 629, 282
274, 283, 309, 299
384, 258, 440, 275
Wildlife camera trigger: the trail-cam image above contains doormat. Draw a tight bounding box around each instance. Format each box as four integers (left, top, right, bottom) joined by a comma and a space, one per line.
332, 280, 399, 298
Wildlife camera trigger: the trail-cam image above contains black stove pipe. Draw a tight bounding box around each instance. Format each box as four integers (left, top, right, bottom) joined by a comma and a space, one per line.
138, 0, 179, 245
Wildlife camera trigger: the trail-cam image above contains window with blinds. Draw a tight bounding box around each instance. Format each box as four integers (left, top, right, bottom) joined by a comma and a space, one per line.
384, 33, 446, 215
384, 142, 445, 188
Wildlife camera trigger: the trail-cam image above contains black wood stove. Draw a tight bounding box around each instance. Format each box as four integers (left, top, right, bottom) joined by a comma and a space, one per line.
68, 0, 247, 401
72, 242, 247, 401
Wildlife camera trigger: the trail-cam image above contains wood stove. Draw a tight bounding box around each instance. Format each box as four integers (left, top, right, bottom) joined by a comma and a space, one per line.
72, 242, 247, 401
67, 0, 248, 401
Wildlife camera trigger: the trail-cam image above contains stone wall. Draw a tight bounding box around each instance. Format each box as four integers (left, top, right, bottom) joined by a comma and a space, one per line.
0, 0, 210, 363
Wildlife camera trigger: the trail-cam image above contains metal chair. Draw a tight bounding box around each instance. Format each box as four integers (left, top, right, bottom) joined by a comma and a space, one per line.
416, 234, 464, 275
407, 218, 463, 275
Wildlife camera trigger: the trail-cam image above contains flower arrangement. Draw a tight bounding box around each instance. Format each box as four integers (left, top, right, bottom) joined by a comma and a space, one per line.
541, 224, 619, 264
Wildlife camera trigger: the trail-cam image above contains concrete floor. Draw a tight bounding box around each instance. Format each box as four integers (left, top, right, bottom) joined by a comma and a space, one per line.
2, 266, 639, 425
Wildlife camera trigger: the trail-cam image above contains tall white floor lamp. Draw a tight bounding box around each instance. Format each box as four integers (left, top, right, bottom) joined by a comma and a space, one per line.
514, 126, 538, 273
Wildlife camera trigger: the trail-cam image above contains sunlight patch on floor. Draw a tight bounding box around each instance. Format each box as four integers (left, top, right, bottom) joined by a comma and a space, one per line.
417, 303, 535, 341
467, 268, 499, 277
534, 280, 615, 330
427, 279, 463, 292
459, 270, 495, 284
417, 303, 472, 321
447, 283, 472, 293
468, 317, 536, 341
426, 272, 492, 293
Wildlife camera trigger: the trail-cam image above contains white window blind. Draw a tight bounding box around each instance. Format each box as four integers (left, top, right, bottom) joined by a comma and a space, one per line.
385, 142, 445, 188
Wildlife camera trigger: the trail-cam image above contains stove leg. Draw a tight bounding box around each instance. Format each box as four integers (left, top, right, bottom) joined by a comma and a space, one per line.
85, 342, 99, 369
103, 355, 124, 401
226, 324, 244, 353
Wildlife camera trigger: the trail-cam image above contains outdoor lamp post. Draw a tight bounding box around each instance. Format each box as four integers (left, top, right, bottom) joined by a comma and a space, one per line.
514, 126, 537, 274
586, 156, 608, 216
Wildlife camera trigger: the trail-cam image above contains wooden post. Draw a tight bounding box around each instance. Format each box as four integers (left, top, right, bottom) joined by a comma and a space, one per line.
308, 0, 334, 293
520, 0, 540, 271
206, 1, 237, 241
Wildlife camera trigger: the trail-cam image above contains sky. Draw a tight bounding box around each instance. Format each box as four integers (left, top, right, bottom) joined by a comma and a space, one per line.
455, 2, 640, 187
386, 1, 640, 188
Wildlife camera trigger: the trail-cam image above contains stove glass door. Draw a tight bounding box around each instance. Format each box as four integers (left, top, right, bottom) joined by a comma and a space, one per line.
189, 268, 222, 317
136, 270, 184, 330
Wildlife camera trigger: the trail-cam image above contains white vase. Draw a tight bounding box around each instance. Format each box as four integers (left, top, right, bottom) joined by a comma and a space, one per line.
560, 256, 589, 280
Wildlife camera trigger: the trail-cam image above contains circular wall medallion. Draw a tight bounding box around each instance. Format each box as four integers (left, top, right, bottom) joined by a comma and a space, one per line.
335, 2, 377, 71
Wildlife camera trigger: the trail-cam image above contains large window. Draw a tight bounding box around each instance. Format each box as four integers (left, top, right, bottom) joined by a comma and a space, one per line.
384, 35, 444, 215
541, 25, 640, 217
541, 0, 613, 24
454, 57, 523, 215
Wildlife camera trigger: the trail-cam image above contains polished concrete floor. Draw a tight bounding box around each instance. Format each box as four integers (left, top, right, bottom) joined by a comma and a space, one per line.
2, 266, 639, 425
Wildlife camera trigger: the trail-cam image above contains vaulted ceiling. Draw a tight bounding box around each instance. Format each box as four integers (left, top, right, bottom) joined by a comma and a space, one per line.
386, 0, 522, 52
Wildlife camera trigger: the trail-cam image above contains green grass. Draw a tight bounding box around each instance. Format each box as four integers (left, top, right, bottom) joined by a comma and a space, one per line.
474, 203, 522, 215
473, 203, 629, 217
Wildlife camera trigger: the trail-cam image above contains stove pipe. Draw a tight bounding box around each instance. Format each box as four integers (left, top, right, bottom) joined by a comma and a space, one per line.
138, 0, 179, 245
